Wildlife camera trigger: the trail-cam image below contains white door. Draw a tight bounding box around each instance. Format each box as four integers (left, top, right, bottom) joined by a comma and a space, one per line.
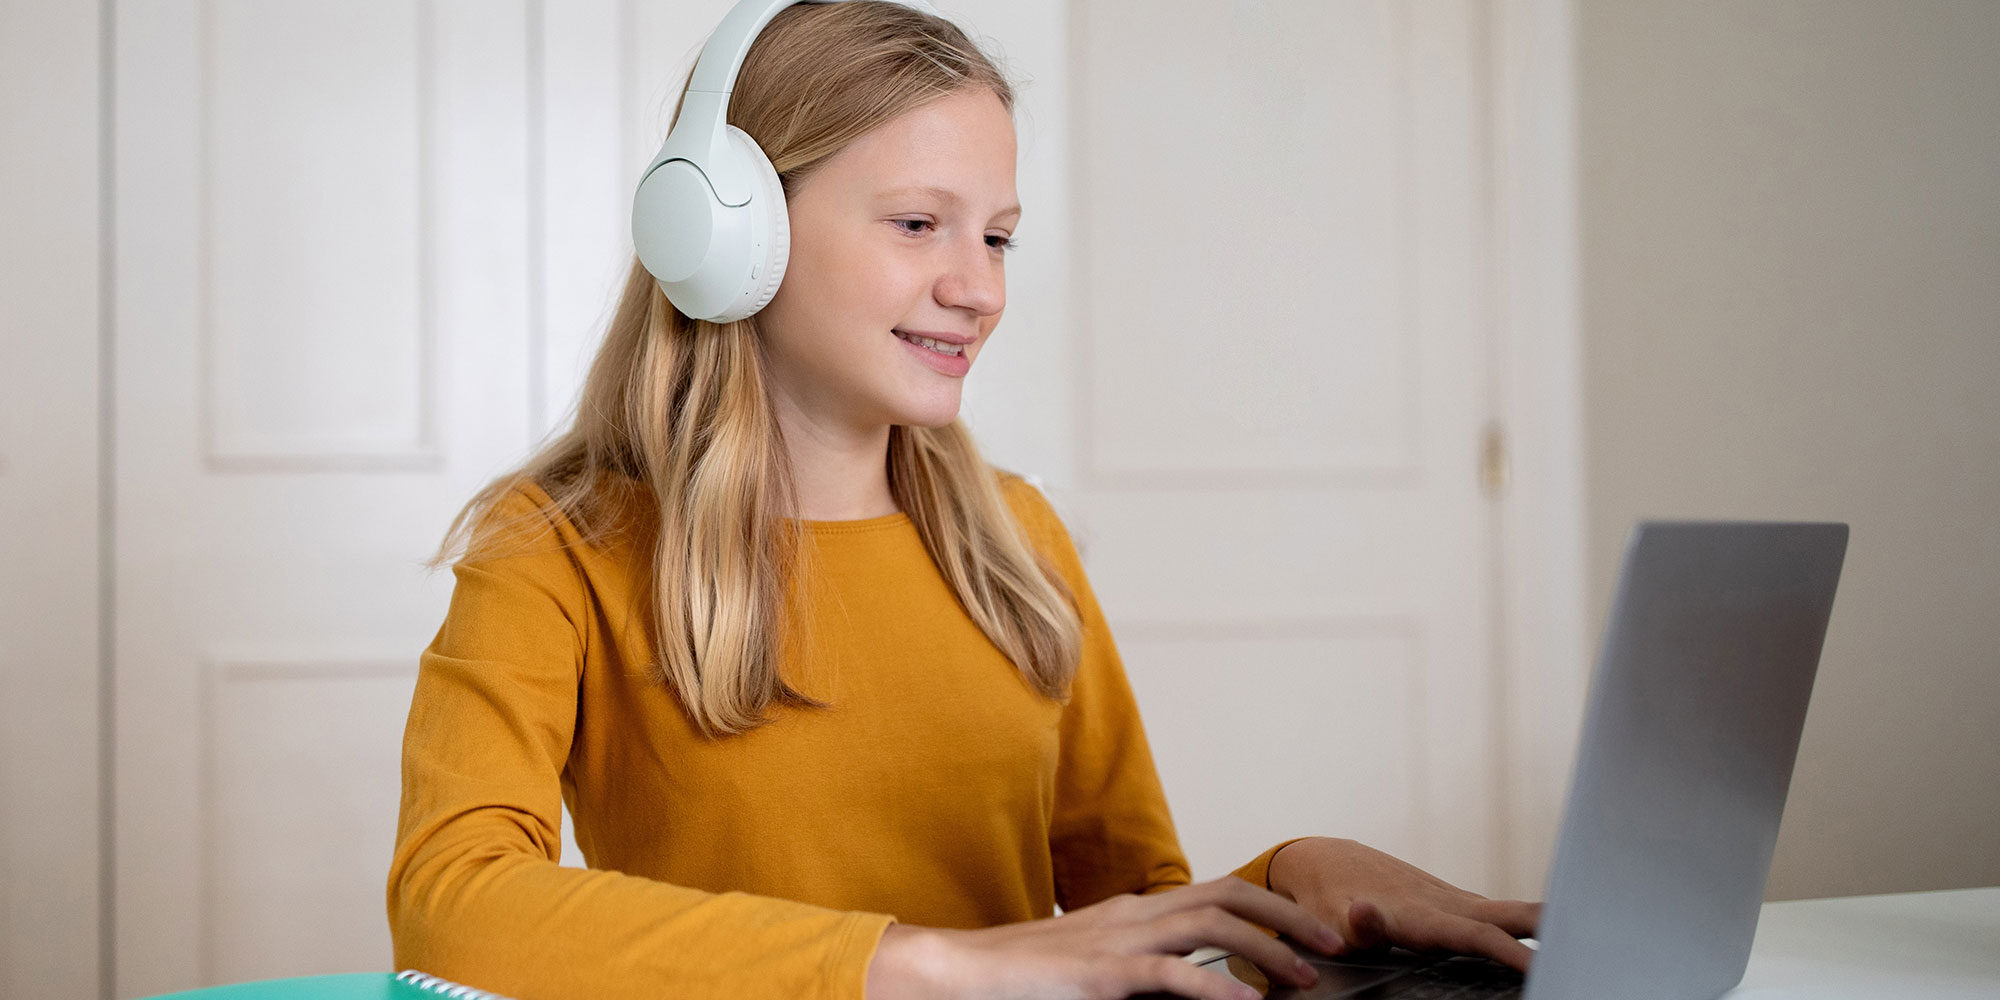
1065, 0, 1504, 891
107, 0, 628, 992
109, 0, 1507, 994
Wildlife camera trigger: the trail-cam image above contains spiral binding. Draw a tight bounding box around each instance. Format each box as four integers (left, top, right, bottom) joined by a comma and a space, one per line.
394, 970, 518, 1000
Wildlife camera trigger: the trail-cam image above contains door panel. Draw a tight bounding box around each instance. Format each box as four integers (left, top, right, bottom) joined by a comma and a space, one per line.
111, 0, 543, 992
1070, 0, 1498, 888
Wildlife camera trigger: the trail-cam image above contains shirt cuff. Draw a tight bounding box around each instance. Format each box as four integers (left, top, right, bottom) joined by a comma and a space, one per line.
830, 911, 899, 1000
1229, 837, 1315, 892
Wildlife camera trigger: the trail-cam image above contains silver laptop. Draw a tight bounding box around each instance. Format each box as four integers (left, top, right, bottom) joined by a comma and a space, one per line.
1179, 520, 1849, 1000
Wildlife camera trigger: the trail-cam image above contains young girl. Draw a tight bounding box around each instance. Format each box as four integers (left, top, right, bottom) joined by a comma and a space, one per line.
386, 3, 1538, 998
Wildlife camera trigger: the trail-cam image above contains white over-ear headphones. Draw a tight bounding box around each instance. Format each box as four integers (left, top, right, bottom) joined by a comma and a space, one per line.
631, 0, 945, 323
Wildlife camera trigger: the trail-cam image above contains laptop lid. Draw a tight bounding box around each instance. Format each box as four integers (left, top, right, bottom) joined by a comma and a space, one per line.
1526, 520, 1848, 1000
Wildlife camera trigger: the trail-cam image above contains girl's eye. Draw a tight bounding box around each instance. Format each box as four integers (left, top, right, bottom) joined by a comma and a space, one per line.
892, 219, 1019, 255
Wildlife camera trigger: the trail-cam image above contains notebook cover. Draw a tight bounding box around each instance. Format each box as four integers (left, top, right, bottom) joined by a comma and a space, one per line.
144, 972, 500, 1000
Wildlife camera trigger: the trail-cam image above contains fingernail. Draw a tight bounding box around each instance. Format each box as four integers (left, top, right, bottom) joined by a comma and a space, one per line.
1235, 986, 1260, 1000
1293, 957, 1318, 984
1316, 924, 1343, 951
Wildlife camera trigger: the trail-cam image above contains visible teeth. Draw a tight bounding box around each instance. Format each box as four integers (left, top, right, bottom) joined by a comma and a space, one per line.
896, 330, 963, 356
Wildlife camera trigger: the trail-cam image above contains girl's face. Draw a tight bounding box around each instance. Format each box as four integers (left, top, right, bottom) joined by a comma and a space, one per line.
754, 86, 1019, 438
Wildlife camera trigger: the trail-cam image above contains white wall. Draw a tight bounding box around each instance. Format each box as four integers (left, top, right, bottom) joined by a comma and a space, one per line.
1574, 0, 2000, 898
0, 1, 104, 997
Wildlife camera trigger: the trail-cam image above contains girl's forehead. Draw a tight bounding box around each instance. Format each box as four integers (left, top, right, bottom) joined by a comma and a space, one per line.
824, 89, 1017, 174
799, 98, 1019, 214
871, 184, 1021, 220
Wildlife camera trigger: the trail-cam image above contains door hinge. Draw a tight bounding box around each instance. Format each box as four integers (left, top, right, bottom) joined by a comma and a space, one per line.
1480, 421, 1510, 498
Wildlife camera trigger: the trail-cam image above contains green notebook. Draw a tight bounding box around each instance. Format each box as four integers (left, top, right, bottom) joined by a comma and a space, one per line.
144, 971, 514, 1000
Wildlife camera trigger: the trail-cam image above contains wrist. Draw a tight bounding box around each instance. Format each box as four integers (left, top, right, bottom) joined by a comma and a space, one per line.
865, 923, 957, 1000
1268, 836, 1329, 897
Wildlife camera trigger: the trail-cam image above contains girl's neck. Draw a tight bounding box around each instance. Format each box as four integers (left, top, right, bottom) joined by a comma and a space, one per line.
772, 397, 899, 522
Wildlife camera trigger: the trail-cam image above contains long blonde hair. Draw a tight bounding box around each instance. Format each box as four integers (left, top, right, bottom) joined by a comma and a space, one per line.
430, 1, 1081, 736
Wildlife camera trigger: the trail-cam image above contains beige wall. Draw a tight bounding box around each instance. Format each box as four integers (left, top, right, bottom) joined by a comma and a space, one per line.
0, 0, 104, 996
1575, 0, 2000, 898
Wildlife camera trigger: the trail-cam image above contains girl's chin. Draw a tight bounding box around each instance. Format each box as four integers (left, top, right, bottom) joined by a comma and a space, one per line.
893, 411, 963, 431
889, 397, 965, 430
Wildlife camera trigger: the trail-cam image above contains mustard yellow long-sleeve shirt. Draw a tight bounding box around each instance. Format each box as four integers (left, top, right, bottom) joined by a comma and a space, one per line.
388, 473, 1294, 999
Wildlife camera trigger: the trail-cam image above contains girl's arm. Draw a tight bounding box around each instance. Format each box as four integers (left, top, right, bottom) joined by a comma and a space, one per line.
387, 487, 894, 1000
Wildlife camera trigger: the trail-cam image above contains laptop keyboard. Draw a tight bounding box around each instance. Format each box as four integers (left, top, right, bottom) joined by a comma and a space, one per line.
1379, 957, 1524, 998
1146, 950, 1526, 999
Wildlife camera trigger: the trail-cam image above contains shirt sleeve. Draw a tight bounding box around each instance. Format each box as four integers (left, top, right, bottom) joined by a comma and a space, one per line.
386, 485, 894, 1000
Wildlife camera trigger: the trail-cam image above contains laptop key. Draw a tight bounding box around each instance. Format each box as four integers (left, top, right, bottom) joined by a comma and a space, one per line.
1388, 985, 1461, 999
1384, 983, 1520, 1000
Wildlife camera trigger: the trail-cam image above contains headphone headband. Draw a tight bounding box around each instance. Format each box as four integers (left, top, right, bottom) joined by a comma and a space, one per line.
692, 0, 946, 94
648, 0, 944, 206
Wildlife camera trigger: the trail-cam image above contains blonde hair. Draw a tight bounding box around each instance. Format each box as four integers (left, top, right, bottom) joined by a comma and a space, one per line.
429, 1, 1081, 736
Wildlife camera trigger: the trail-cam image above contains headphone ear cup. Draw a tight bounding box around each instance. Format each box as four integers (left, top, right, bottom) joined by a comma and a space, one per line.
631, 125, 790, 323
728, 125, 790, 322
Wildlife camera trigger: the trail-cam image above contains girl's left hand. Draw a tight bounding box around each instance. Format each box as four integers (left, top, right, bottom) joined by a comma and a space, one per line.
1267, 837, 1543, 972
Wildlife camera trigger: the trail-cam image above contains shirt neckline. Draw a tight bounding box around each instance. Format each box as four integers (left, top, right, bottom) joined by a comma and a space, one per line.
790, 511, 913, 534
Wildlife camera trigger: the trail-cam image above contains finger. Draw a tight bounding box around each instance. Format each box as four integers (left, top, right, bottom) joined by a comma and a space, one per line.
1115, 953, 1263, 1000
1204, 878, 1347, 955
1406, 911, 1537, 973
1142, 878, 1345, 955
1345, 898, 1392, 951
1139, 906, 1319, 990
1465, 898, 1542, 938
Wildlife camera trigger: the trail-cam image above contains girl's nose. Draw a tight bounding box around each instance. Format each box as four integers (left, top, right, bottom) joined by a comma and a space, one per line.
934, 234, 1005, 317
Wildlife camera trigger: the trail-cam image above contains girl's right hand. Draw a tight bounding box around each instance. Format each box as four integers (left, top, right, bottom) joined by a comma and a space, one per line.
864, 875, 1345, 1000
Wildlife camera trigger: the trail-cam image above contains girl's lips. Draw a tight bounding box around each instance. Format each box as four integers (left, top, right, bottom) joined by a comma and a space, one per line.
893, 329, 972, 377
892, 328, 976, 346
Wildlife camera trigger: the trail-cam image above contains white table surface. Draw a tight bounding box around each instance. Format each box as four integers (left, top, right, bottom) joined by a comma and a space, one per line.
1726, 886, 2000, 998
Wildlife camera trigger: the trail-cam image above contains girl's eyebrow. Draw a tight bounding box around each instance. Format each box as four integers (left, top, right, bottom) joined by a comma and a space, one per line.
875, 184, 1022, 221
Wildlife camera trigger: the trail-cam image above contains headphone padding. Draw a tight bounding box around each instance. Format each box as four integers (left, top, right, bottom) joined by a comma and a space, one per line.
730, 125, 790, 322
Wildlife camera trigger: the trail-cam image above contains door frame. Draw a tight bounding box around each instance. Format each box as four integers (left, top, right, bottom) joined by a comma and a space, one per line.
1484, 0, 1590, 899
